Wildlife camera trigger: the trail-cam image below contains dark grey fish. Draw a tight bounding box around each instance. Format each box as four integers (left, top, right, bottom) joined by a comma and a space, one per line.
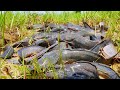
38, 49, 106, 68
68, 25, 83, 31
59, 24, 68, 29
72, 35, 99, 49
51, 42, 72, 51
66, 22, 74, 27
75, 61, 120, 79
90, 38, 118, 61
32, 32, 58, 41
61, 49, 106, 63
63, 62, 99, 79
66, 22, 82, 31
90, 39, 111, 53
67, 22, 94, 32
60, 30, 96, 42
47, 23, 57, 29
32, 29, 95, 45
22, 42, 58, 64
0, 45, 14, 59
18, 46, 45, 59
7, 58, 20, 65
90, 62, 120, 79
82, 21, 106, 41
64, 72, 98, 79
38, 50, 60, 67
59, 32, 98, 49
12, 37, 31, 48
46, 62, 99, 79
32, 32, 49, 40
50, 28, 66, 33
32, 38, 56, 47
89, 32, 104, 41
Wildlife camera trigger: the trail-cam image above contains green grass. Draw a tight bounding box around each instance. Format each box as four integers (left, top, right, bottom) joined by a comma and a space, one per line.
0, 11, 120, 79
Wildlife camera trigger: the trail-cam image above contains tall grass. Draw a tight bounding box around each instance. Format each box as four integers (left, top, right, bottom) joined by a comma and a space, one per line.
0, 11, 120, 79
0, 11, 6, 47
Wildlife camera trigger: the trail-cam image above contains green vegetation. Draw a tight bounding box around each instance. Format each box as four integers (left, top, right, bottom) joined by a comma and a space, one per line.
0, 11, 120, 79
